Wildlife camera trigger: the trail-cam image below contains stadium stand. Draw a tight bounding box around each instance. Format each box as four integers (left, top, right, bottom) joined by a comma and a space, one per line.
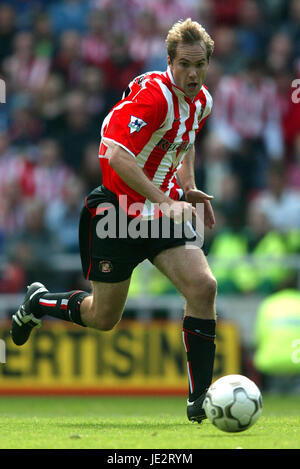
0, 0, 299, 308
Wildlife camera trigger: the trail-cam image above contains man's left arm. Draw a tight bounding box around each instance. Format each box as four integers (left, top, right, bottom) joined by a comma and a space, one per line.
177, 145, 215, 229
177, 145, 197, 194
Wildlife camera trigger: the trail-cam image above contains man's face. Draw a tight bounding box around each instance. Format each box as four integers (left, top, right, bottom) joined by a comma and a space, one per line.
168, 41, 209, 98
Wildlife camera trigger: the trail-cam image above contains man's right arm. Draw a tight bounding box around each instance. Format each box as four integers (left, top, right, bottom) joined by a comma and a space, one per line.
109, 144, 196, 222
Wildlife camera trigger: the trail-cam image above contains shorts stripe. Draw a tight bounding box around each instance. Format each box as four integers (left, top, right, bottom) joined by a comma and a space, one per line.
182, 331, 189, 352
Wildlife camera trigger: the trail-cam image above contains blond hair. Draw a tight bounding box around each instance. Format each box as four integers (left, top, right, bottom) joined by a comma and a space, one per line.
166, 18, 214, 63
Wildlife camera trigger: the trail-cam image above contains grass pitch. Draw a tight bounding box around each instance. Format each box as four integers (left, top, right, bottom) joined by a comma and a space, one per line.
0, 395, 299, 449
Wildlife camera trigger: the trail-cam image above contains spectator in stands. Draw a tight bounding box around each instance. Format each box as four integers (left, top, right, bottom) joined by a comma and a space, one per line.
261, 0, 287, 27
203, 57, 222, 95
281, 0, 300, 57
33, 11, 55, 59
51, 30, 83, 87
31, 138, 75, 204
91, 0, 137, 37
245, 202, 271, 250
0, 132, 21, 191
0, 3, 16, 65
143, 0, 197, 35
80, 9, 110, 68
212, 25, 246, 74
57, 90, 99, 171
211, 58, 284, 191
0, 261, 25, 293
209, 0, 246, 26
5, 199, 61, 287
0, 131, 35, 203
193, 0, 214, 32
0, 178, 25, 238
47, 0, 90, 35
129, 10, 166, 72
249, 162, 300, 232
6, 0, 54, 30
35, 73, 66, 138
3, 30, 50, 92
9, 99, 43, 147
201, 133, 234, 204
236, 0, 270, 61
80, 142, 103, 192
45, 175, 84, 253
79, 66, 111, 126
241, 204, 295, 293
266, 32, 294, 75
101, 33, 143, 103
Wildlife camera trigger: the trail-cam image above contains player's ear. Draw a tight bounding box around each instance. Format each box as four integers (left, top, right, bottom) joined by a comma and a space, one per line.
167, 56, 172, 67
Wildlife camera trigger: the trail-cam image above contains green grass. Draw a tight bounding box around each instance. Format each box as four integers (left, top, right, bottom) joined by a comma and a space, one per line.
0, 395, 299, 449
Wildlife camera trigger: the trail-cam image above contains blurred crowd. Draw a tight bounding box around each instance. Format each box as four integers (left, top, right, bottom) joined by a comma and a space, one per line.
0, 0, 300, 295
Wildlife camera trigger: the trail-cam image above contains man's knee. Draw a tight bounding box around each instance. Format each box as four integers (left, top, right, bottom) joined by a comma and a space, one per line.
186, 273, 217, 304
204, 274, 218, 299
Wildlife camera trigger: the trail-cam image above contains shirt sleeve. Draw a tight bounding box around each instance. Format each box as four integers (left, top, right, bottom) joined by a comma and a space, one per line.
102, 82, 168, 157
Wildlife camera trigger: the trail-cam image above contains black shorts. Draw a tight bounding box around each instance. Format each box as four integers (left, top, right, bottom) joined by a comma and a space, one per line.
79, 185, 196, 283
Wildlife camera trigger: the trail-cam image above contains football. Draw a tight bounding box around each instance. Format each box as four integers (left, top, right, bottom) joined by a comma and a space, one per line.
203, 374, 263, 432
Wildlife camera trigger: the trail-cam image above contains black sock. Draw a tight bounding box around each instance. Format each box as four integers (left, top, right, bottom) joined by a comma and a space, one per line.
182, 316, 216, 402
31, 290, 89, 327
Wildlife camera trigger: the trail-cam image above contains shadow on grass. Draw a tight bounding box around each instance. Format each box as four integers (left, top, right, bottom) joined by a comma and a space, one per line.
57, 422, 188, 431
192, 433, 259, 439
57, 422, 259, 437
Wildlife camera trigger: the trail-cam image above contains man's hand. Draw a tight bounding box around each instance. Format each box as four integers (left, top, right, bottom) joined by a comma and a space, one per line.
186, 189, 215, 229
161, 200, 196, 224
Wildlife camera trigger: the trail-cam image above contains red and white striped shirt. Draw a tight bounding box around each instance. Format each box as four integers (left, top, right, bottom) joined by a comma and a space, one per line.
99, 67, 212, 218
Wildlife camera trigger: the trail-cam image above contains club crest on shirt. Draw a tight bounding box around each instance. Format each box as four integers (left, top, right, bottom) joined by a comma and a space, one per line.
128, 115, 147, 134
